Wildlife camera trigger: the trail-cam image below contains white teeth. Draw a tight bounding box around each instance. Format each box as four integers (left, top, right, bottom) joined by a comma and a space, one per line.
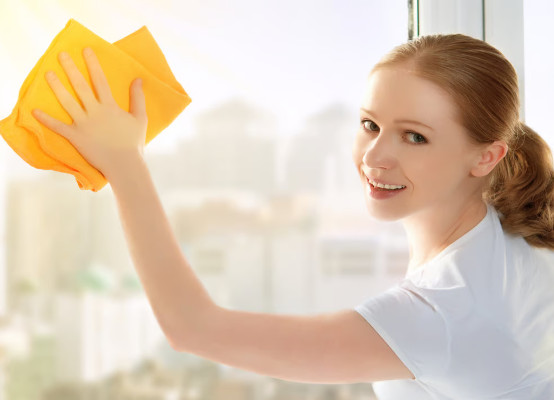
368, 178, 405, 190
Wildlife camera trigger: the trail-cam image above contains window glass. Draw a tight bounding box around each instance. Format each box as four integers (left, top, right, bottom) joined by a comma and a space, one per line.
0, 1, 408, 398
523, 0, 554, 149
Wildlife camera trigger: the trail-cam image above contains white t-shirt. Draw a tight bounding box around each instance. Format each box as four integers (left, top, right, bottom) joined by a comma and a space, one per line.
354, 203, 554, 399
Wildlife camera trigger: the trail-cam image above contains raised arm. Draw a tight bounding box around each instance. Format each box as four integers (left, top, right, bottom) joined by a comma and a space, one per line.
31, 47, 414, 384
106, 155, 414, 384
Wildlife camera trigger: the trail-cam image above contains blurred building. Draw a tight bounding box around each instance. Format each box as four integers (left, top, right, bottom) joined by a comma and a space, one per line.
41, 357, 378, 400
53, 292, 164, 384
0, 141, 7, 317
283, 104, 359, 195
5, 174, 132, 313
5, 326, 55, 400
161, 187, 407, 315
147, 99, 279, 196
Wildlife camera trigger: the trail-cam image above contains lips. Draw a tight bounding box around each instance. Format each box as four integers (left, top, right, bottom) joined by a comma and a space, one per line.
365, 177, 407, 200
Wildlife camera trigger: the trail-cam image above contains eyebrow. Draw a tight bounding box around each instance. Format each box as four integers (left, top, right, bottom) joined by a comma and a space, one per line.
360, 108, 435, 132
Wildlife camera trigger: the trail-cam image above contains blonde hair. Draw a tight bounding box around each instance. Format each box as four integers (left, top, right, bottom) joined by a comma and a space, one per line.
371, 33, 554, 249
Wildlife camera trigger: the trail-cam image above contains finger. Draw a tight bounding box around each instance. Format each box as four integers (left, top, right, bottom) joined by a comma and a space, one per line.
31, 108, 75, 141
57, 51, 98, 112
129, 78, 147, 123
82, 47, 115, 105
44, 70, 86, 121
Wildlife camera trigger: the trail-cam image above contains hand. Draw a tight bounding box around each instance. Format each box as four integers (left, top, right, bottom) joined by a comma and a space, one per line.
31, 47, 148, 179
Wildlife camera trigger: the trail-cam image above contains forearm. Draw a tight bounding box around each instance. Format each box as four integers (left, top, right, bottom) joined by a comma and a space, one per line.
106, 153, 215, 348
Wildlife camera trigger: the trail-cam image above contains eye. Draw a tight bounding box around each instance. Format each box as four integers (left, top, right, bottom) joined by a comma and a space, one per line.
406, 132, 427, 144
361, 119, 379, 132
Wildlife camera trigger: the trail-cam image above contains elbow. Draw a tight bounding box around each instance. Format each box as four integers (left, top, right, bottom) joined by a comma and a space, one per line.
167, 335, 185, 352
164, 320, 199, 353
165, 325, 197, 353
159, 319, 185, 351
164, 302, 219, 353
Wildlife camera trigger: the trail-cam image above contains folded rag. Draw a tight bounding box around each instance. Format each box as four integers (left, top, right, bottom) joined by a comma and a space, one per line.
0, 18, 191, 192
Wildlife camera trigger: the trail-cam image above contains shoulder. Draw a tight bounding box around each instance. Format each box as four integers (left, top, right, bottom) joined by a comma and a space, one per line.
354, 204, 554, 395
426, 204, 552, 295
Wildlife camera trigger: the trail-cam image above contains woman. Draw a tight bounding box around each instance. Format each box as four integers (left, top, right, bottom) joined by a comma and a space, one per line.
31, 34, 554, 399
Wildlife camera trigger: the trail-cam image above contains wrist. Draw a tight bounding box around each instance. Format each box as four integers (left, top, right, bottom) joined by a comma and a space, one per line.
104, 151, 147, 187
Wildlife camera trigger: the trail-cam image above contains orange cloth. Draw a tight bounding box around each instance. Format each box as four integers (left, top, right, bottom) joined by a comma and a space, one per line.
0, 19, 191, 191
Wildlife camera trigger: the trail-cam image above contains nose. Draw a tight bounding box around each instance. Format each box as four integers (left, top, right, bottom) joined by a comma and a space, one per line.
362, 130, 397, 170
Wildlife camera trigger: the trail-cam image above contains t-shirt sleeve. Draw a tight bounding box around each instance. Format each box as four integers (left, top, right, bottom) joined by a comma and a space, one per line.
354, 278, 453, 381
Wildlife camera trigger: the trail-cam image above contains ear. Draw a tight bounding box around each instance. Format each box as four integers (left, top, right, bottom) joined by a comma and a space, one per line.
470, 140, 508, 177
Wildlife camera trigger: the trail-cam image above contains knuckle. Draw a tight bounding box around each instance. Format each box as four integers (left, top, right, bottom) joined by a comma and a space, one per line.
74, 79, 90, 92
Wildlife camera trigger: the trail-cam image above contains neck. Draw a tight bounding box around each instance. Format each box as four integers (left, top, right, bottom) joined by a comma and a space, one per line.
402, 193, 487, 273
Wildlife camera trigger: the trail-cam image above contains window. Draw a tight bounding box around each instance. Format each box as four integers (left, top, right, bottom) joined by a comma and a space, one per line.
522, 0, 554, 149
0, 1, 409, 398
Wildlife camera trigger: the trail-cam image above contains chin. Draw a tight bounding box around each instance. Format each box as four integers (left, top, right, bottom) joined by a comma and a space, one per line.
365, 202, 407, 222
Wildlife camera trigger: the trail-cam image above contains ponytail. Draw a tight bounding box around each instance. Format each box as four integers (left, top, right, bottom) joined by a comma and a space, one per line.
485, 122, 554, 249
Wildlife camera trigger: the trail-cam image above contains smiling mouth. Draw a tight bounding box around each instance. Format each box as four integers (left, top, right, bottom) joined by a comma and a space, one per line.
367, 178, 406, 191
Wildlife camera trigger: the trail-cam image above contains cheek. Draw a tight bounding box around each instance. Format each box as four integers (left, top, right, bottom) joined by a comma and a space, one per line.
409, 149, 466, 192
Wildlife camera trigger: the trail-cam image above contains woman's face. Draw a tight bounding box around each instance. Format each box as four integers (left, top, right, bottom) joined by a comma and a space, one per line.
352, 66, 483, 221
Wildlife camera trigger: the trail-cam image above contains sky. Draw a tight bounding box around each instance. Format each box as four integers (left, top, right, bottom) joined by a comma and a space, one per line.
0, 0, 408, 155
